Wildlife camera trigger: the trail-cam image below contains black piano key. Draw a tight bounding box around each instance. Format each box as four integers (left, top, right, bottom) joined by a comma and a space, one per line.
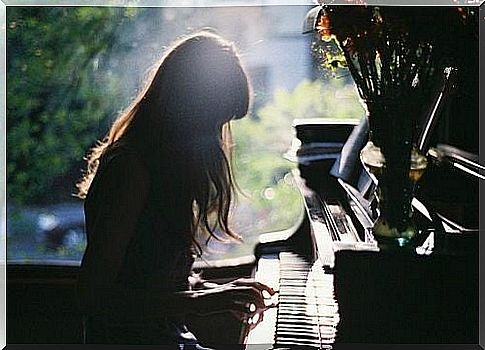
276, 322, 320, 331
278, 290, 310, 296
277, 312, 324, 319
277, 318, 319, 324
276, 320, 319, 328
276, 323, 319, 331
278, 298, 336, 305
276, 331, 319, 339
278, 308, 319, 315
277, 312, 317, 319
275, 337, 322, 347
251, 251, 340, 349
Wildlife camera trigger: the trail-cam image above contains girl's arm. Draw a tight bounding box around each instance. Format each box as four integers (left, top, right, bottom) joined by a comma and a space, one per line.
78, 151, 192, 320
78, 150, 273, 321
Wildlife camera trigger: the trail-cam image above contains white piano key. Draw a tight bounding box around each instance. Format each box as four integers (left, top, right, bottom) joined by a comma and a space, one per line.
244, 255, 279, 347
245, 252, 339, 349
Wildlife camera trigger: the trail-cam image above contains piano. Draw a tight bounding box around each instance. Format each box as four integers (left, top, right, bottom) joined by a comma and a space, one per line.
241, 6, 479, 346
242, 114, 480, 348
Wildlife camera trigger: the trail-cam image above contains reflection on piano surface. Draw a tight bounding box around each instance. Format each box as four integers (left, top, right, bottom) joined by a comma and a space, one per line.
242, 115, 479, 348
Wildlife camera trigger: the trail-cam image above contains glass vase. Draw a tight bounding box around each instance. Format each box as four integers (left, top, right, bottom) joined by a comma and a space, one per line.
360, 140, 427, 247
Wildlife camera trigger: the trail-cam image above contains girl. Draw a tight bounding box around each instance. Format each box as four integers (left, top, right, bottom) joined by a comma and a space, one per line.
76, 30, 274, 348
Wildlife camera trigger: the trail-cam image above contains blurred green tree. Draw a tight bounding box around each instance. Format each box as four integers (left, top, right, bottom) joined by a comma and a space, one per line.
7, 7, 138, 205
230, 78, 364, 235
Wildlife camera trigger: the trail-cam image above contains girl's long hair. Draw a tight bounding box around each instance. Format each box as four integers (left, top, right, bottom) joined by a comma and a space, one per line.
76, 30, 251, 253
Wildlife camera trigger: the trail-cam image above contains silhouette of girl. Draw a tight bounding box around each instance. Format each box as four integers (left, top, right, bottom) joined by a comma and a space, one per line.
76, 30, 274, 348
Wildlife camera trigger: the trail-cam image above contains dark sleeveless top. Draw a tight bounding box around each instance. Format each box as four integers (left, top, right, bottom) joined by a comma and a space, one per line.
80, 141, 199, 346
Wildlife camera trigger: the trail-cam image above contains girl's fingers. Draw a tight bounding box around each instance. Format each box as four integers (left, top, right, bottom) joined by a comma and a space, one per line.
229, 310, 247, 321
232, 300, 270, 317
232, 279, 276, 295
247, 310, 265, 331
229, 294, 265, 309
231, 289, 266, 308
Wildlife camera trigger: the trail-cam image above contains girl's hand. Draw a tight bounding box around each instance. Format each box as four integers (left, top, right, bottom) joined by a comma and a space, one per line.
226, 278, 276, 298
187, 281, 276, 317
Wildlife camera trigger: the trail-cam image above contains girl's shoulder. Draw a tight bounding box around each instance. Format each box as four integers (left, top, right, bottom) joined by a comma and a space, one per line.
102, 140, 146, 169
96, 140, 151, 189
103, 139, 137, 160
85, 139, 151, 208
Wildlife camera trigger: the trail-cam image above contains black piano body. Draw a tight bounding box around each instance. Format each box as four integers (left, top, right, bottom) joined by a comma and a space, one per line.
243, 115, 479, 347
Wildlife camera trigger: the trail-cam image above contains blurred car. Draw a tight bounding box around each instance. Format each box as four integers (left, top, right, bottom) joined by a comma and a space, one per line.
8, 202, 86, 251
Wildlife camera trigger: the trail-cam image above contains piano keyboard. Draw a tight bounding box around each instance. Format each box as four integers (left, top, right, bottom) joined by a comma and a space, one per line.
244, 252, 339, 349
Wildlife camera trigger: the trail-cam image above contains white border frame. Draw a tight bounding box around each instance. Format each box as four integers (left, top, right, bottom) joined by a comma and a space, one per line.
0, 2, 482, 349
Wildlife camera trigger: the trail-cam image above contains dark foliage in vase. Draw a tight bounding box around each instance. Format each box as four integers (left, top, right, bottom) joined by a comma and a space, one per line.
312, 5, 478, 237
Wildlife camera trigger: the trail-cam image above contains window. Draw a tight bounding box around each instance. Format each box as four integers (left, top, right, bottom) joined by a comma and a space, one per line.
6, 5, 362, 265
